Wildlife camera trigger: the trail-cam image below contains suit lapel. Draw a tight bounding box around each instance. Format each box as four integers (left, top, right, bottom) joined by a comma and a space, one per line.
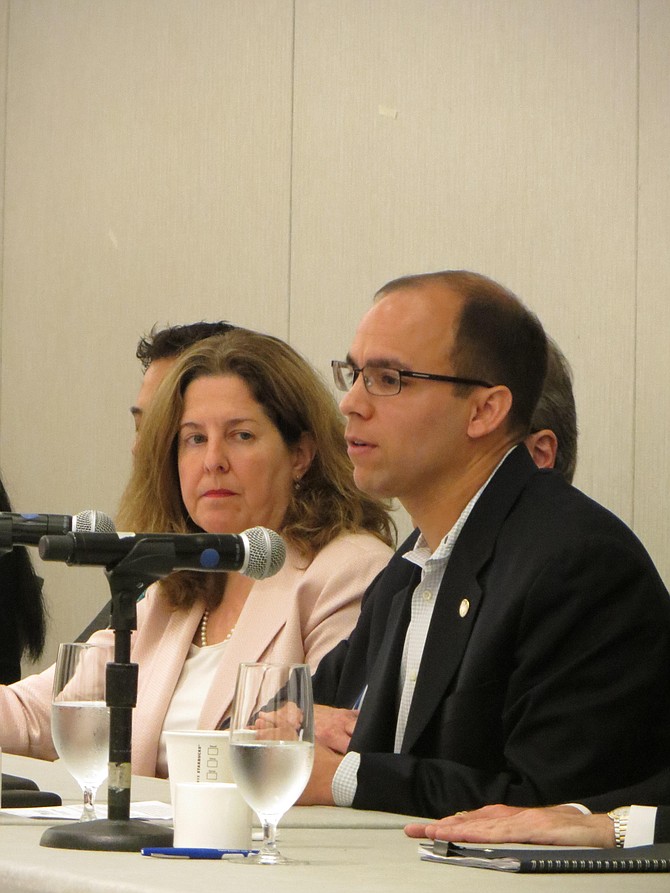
400, 446, 538, 752
399, 561, 483, 751
350, 575, 416, 752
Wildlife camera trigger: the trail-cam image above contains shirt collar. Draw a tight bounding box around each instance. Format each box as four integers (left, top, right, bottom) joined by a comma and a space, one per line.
403, 447, 515, 570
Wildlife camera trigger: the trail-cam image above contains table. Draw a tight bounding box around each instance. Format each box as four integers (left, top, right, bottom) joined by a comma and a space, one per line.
0, 753, 425, 830
1, 754, 669, 893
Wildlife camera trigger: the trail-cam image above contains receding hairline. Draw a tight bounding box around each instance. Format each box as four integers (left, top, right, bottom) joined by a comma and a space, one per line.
370, 273, 477, 362
374, 270, 519, 306
371, 270, 536, 358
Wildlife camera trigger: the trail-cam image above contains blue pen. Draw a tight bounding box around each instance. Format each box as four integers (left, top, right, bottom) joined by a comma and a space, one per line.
141, 847, 259, 859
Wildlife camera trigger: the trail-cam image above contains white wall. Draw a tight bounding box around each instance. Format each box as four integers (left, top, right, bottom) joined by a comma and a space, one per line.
0, 0, 667, 673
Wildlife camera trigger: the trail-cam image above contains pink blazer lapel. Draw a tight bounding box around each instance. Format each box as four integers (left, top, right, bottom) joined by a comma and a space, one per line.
199, 575, 293, 728
132, 601, 202, 774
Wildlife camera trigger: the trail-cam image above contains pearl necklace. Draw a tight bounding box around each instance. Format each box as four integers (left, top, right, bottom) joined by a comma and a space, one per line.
199, 609, 235, 648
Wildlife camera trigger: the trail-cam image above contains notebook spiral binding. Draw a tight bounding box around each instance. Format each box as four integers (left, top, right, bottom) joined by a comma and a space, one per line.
525, 856, 670, 873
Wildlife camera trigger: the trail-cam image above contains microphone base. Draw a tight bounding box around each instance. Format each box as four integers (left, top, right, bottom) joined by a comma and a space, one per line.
40, 818, 173, 851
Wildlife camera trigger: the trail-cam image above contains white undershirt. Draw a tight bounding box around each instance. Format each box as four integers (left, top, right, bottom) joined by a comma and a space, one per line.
155, 639, 229, 776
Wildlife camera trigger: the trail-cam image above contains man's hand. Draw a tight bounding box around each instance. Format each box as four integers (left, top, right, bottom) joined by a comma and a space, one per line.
404, 804, 616, 848
297, 741, 344, 806
252, 702, 303, 740
314, 705, 359, 753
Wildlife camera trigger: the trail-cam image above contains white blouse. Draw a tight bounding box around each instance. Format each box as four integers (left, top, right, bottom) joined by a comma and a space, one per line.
156, 639, 229, 776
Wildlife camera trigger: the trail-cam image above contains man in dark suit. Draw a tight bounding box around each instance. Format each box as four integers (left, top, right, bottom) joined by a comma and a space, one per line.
299, 269, 670, 819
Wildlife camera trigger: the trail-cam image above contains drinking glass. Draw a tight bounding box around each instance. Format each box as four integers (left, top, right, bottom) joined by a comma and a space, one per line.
229, 662, 314, 865
51, 642, 112, 821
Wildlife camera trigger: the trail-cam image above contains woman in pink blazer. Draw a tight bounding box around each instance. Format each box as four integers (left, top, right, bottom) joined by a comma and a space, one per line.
0, 330, 394, 776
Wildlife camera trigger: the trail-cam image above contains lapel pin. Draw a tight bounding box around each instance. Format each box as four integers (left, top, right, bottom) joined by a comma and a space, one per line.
458, 599, 470, 618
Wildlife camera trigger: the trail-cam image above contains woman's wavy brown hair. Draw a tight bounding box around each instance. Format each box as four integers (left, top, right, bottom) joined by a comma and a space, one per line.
117, 330, 394, 609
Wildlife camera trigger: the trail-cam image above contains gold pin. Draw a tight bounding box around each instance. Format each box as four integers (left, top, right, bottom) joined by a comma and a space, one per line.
458, 599, 470, 618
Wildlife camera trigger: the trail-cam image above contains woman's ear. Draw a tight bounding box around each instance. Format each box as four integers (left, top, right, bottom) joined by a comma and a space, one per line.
292, 432, 317, 480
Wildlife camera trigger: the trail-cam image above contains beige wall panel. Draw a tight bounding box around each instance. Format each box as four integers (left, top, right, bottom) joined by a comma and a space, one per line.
1, 0, 294, 670
290, 0, 639, 544
0, 0, 7, 319
635, 0, 670, 583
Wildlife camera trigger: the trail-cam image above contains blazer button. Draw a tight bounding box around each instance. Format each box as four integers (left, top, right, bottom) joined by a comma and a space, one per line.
458, 598, 470, 618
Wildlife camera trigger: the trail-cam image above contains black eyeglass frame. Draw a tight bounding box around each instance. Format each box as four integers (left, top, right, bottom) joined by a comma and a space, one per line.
331, 360, 494, 396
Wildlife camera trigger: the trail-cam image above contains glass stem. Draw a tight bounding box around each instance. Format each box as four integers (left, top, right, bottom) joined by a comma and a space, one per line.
81, 786, 97, 821
260, 818, 279, 858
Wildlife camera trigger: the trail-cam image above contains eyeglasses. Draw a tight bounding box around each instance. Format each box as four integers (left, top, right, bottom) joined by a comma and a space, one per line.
331, 360, 493, 397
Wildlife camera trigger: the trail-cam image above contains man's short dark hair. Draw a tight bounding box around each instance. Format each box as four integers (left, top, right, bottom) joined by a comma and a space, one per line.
531, 337, 578, 484
377, 271, 548, 437
136, 321, 237, 370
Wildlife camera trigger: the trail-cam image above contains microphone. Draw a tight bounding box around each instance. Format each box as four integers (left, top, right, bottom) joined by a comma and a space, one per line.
0, 510, 116, 545
39, 525, 287, 580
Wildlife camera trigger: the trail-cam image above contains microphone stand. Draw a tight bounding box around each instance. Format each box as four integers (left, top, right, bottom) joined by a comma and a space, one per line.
41, 541, 178, 851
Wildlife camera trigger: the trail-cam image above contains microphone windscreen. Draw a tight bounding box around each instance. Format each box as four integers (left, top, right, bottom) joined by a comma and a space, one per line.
244, 527, 287, 580
73, 511, 116, 534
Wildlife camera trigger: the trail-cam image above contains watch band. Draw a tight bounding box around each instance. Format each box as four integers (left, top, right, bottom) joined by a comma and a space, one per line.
607, 807, 630, 847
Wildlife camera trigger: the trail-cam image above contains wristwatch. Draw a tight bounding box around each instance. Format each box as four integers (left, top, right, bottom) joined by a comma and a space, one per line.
607, 806, 631, 847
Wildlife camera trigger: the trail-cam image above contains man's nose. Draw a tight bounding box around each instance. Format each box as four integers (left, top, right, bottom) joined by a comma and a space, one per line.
339, 372, 371, 417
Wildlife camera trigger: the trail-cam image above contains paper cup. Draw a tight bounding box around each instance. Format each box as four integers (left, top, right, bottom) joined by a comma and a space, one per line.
164, 729, 233, 804
173, 782, 252, 849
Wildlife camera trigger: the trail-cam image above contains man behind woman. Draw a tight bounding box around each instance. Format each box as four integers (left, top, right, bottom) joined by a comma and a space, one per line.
0, 329, 394, 776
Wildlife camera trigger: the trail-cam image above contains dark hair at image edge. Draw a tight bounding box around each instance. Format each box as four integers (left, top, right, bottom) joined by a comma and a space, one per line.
0, 476, 47, 663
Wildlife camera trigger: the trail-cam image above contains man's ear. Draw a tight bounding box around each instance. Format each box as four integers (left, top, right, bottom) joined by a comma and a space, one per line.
525, 429, 558, 470
467, 386, 513, 439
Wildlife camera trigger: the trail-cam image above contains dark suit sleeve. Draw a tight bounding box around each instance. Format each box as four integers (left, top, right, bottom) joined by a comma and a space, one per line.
311, 638, 352, 704
352, 532, 670, 817
583, 767, 670, 813
75, 600, 112, 642
655, 808, 670, 843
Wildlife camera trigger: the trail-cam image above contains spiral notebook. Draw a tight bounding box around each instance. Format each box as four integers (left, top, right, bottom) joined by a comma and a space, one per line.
419, 840, 670, 872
